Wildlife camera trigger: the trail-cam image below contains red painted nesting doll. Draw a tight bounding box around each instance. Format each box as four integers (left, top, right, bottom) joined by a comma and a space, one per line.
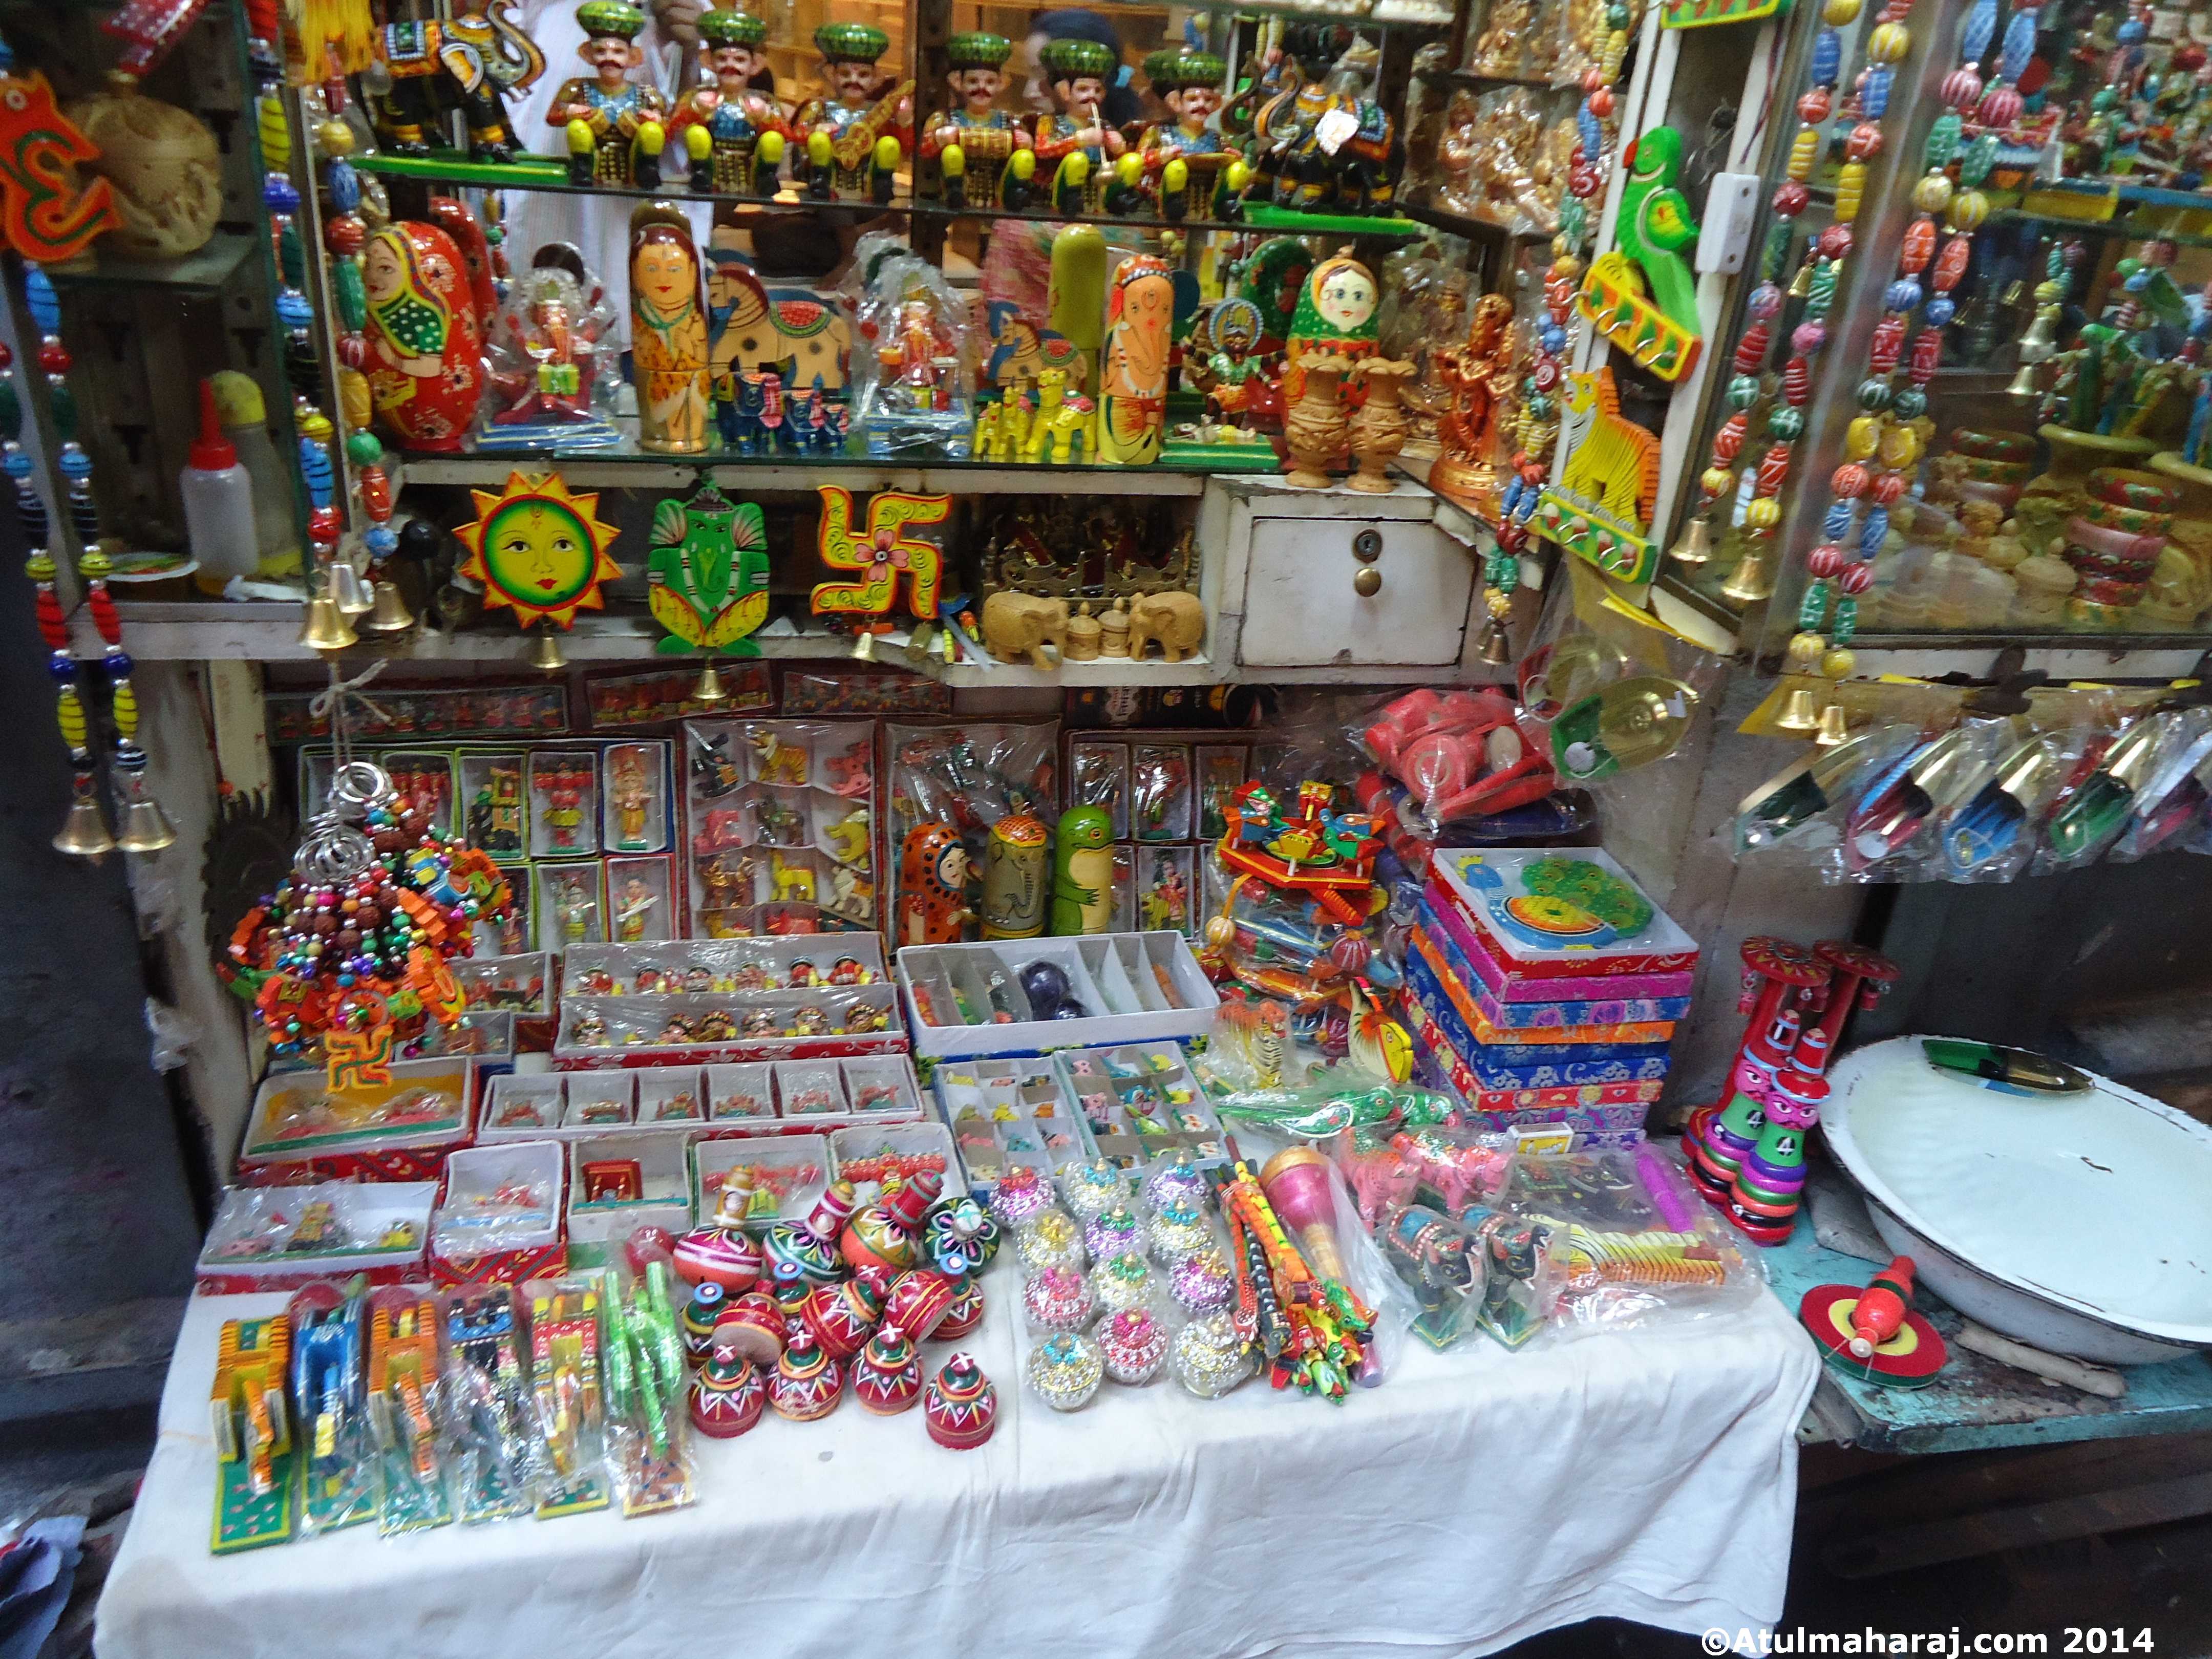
898, 823, 974, 946
361, 221, 485, 452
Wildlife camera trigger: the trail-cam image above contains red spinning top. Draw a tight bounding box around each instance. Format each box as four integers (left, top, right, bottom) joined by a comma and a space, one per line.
1798, 1256, 1948, 1387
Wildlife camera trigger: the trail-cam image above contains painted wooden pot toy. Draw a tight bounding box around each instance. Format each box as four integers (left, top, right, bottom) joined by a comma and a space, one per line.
924, 1352, 998, 1449
800, 1269, 885, 1361
689, 1341, 767, 1437
852, 1321, 923, 1414
769, 1329, 844, 1421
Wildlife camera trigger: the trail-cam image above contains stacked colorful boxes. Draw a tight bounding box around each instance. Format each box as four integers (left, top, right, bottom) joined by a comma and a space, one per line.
1409, 848, 1698, 1146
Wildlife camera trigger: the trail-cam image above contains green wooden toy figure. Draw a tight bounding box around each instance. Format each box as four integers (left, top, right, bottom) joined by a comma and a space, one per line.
647, 482, 770, 655
1575, 124, 1703, 380
1050, 804, 1116, 934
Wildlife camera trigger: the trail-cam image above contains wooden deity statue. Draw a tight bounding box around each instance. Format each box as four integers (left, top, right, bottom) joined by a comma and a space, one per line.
1429, 293, 1517, 518
1034, 37, 1133, 217
1139, 50, 1241, 221
548, 1, 669, 188
1097, 254, 1174, 465
792, 24, 912, 203
670, 8, 789, 197
361, 221, 485, 452
919, 33, 1034, 211
630, 205, 711, 454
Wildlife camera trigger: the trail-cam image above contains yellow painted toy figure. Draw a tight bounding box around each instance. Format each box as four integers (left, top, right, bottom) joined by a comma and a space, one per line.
792, 23, 911, 204
547, 1, 668, 188
919, 32, 1034, 210
1097, 253, 1174, 465
630, 204, 711, 454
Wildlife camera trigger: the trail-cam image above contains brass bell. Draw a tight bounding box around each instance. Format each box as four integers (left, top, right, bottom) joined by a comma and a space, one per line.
692, 662, 728, 706
329, 559, 373, 616
358, 579, 415, 634
52, 787, 114, 860
297, 593, 358, 653
1667, 513, 1714, 568
1720, 538, 1777, 603
1774, 684, 1819, 734
1815, 701, 1851, 747
530, 623, 568, 673
2016, 308, 2060, 363
850, 628, 877, 661
1479, 616, 1512, 665
113, 789, 178, 855
2006, 361, 2042, 399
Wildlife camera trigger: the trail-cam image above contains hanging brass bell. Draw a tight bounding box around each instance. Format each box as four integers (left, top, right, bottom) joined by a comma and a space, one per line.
114, 790, 178, 855
1720, 538, 1777, 603
530, 623, 568, 673
850, 628, 877, 661
1815, 701, 1850, 747
297, 593, 358, 653
1774, 684, 1819, 734
2016, 308, 2060, 362
329, 559, 373, 616
692, 661, 728, 706
1479, 616, 1512, 665
358, 579, 415, 634
1668, 513, 1715, 568
52, 789, 114, 860
2006, 361, 2042, 399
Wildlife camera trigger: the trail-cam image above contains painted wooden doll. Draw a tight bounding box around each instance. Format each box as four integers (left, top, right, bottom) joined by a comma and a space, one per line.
899, 823, 974, 945
361, 221, 485, 452
629, 204, 711, 454
1097, 253, 1174, 465
1282, 247, 1378, 410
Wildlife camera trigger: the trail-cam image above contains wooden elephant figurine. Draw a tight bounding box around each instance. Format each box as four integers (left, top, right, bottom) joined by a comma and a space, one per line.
981, 590, 1070, 667
1126, 590, 1204, 663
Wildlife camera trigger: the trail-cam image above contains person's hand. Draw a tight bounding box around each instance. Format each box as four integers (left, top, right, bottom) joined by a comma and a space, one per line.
652, 0, 704, 47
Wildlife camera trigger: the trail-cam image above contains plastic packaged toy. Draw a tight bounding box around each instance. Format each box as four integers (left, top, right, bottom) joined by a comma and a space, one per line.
602, 1257, 696, 1516
526, 1274, 612, 1517
478, 247, 620, 451
366, 1290, 454, 1535
849, 252, 972, 456
442, 1285, 553, 1523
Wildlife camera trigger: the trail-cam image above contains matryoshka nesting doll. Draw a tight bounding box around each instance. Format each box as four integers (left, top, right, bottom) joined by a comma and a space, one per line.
1097, 253, 1174, 466
1050, 804, 1115, 935
1282, 247, 1378, 409
629, 203, 711, 454
899, 822, 974, 945
361, 221, 486, 452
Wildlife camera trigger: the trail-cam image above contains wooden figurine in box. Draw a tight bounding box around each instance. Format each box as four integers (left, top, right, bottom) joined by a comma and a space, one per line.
548, 2, 670, 187
608, 748, 654, 847
921, 33, 1035, 210
211, 1316, 295, 1552
670, 8, 789, 197
630, 205, 712, 454
1034, 38, 1131, 217
362, 222, 486, 453
468, 765, 524, 854
793, 24, 911, 203
1098, 253, 1175, 465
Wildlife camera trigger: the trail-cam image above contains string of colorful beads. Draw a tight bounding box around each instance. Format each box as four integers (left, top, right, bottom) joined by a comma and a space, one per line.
22, 268, 174, 853
1673, 0, 1867, 581
1496, 0, 1636, 563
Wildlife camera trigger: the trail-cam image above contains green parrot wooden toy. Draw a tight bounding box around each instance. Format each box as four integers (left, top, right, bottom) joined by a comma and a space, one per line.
1574, 124, 1704, 380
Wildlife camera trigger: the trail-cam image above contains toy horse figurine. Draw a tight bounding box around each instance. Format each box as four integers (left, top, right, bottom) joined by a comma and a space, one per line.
1536, 368, 1663, 583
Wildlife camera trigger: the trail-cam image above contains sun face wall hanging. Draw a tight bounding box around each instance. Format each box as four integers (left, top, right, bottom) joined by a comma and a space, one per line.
455, 470, 624, 629
648, 480, 769, 654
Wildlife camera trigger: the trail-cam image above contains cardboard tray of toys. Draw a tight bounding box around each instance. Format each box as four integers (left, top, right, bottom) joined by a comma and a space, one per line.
236, 1058, 478, 1184
897, 931, 1219, 1058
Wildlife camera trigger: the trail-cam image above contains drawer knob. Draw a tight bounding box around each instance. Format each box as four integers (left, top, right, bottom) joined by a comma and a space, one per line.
1353, 566, 1382, 597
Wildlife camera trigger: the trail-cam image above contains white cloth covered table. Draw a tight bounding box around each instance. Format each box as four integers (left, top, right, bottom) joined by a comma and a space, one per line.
99, 1281, 1818, 1659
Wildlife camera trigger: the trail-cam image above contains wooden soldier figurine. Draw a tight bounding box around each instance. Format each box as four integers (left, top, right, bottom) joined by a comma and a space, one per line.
671, 8, 789, 197
919, 32, 1034, 210
792, 23, 912, 204
547, 1, 670, 188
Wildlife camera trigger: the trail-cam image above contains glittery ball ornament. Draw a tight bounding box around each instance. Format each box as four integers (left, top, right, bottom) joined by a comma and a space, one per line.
988, 1163, 1055, 1229
1146, 1196, 1214, 1263
1083, 1205, 1144, 1263
1170, 1312, 1253, 1398
1022, 1264, 1096, 1332
1169, 1246, 1234, 1314
1089, 1251, 1157, 1317
1098, 1308, 1168, 1385
1141, 1148, 1210, 1213
1058, 1157, 1129, 1220
1015, 1206, 1087, 1271
1026, 1331, 1105, 1411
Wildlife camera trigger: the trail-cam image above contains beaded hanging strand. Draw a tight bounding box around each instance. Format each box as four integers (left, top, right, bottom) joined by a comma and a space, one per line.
22, 268, 176, 853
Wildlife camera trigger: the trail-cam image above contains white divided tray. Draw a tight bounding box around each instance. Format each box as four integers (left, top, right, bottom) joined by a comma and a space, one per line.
897, 931, 1218, 1057
935, 1055, 1088, 1196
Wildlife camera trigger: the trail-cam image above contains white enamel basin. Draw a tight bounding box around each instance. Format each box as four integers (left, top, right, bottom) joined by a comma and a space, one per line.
1823, 1036, 2212, 1365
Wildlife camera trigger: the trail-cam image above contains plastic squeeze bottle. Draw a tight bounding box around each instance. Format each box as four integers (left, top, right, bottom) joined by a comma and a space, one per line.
208, 370, 301, 578
181, 377, 260, 589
